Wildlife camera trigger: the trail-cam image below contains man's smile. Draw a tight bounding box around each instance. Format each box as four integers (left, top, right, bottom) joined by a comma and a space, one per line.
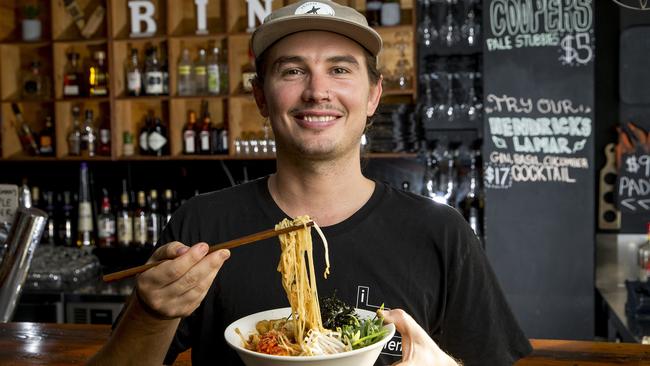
291, 109, 344, 128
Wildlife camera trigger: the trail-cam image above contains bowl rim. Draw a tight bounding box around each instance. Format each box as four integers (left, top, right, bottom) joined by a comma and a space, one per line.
224, 307, 396, 361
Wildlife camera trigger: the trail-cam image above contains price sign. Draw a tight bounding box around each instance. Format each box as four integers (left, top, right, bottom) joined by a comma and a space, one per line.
618, 153, 650, 213
484, 163, 513, 189
0, 184, 19, 224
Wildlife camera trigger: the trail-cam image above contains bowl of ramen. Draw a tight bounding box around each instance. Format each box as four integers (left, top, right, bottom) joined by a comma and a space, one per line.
224, 307, 396, 366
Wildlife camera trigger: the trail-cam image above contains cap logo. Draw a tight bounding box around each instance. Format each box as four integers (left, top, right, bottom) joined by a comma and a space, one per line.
294, 2, 335, 16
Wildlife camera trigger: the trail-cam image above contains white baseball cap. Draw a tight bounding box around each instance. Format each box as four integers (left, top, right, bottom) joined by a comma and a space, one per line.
251, 0, 383, 59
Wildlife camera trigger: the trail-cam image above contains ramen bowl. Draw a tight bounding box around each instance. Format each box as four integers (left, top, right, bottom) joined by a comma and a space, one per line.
224, 307, 396, 366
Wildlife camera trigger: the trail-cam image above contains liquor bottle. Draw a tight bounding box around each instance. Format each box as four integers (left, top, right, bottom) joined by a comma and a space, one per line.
148, 116, 169, 156
125, 47, 142, 96
42, 191, 56, 245
209, 120, 220, 155
163, 189, 174, 225
67, 106, 82, 156
31, 186, 40, 209
97, 189, 116, 248
88, 51, 109, 97
241, 46, 256, 93
183, 110, 198, 154
80, 4, 105, 39
199, 101, 211, 154
76, 162, 95, 248
81, 109, 97, 157
638, 223, 650, 282
133, 190, 148, 247
98, 116, 111, 156
161, 46, 169, 95
366, 0, 382, 26
22, 60, 47, 99
17, 179, 31, 209
39, 116, 55, 156
116, 181, 133, 247
139, 115, 152, 155
11, 103, 40, 156
63, 52, 83, 97
144, 46, 164, 95
177, 47, 194, 96
219, 47, 229, 94
207, 44, 221, 95
59, 191, 75, 247
123, 131, 135, 157
219, 123, 229, 154
147, 189, 161, 247
461, 150, 484, 241
194, 48, 208, 95
63, 0, 86, 30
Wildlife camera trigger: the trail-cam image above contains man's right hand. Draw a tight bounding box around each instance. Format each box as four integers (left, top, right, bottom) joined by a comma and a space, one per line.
134, 242, 230, 319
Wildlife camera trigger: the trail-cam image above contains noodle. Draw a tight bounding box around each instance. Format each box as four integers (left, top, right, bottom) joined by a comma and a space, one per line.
275, 215, 330, 353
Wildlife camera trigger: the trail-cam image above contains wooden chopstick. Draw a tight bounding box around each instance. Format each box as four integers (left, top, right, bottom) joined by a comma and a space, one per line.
102, 221, 314, 282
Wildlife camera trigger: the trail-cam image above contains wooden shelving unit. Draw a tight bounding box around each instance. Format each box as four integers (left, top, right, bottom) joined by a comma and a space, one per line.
0, 0, 418, 161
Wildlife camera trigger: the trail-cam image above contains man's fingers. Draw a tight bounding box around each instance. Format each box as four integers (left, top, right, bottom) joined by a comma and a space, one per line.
380, 309, 422, 338
144, 248, 231, 318
166, 249, 231, 296
148, 241, 189, 263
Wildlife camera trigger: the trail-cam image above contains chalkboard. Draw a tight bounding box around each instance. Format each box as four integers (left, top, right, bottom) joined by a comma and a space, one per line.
483, 0, 595, 340
618, 151, 650, 213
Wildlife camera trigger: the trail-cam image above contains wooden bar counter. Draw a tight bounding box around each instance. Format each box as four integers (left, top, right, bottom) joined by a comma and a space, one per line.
1, 322, 649, 365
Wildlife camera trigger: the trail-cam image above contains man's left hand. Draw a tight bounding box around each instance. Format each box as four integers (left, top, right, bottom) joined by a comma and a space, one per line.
380, 309, 459, 366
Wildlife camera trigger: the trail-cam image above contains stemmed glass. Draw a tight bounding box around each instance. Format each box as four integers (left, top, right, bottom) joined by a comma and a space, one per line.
439, 1, 461, 48
461, 3, 480, 47
417, 0, 438, 49
393, 31, 413, 89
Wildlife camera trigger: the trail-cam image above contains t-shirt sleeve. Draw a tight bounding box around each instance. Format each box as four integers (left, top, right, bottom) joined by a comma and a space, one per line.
437, 221, 533, 365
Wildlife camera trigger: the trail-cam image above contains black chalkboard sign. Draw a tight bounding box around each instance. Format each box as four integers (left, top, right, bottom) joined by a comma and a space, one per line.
482, 0, 595, 340
618, 151, 650, 213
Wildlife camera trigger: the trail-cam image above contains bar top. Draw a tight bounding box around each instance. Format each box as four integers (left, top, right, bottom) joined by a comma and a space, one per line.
1, 322, 649, 365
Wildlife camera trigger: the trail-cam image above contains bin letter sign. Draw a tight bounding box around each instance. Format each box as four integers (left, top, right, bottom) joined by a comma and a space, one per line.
247, 0, 273, 32
0, 185, 18, 224
195, 0, 208, 35
129, 1, 157, 37
617, 152, 650, 213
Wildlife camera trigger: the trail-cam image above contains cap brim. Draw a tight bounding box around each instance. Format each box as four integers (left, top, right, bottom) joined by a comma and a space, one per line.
252, 16, 382, 58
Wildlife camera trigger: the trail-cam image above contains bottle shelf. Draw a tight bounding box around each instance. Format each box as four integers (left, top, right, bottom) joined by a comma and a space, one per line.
53, 38, 108, 45
54, 97, 110, 103
3, 152, 112, 161
1, 153, 417, 162
0, 0, 418, 162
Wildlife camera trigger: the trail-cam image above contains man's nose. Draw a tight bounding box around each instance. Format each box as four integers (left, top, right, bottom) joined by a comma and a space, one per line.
302, 73, 331, 102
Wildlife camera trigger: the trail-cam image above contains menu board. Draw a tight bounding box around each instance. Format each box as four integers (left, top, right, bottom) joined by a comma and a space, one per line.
618, 152, 650, 213
483, 0, 595, 340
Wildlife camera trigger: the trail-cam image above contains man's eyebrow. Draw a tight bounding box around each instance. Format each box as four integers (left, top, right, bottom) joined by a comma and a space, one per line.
271, 55, 360, 69
326, 55, 360, 67
272, 56, 305, 70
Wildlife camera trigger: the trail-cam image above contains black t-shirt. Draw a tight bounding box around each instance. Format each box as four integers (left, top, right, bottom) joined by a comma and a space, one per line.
160, 177, 532, 365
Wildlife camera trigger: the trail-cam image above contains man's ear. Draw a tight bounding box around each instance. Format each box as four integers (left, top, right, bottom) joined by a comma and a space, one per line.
252, 78, 269, 117
367, 75, 383, 117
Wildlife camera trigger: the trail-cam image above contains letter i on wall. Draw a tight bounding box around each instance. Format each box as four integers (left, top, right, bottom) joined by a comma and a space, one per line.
129, 0, 157, 37
195, 0, 208, 35
247, 0, 273, 33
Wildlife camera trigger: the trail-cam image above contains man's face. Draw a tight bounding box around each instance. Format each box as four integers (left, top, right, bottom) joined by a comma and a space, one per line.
254, 31, 382, 161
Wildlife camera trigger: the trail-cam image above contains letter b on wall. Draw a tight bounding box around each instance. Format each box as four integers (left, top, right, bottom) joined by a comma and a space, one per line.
129, 0, 157, 37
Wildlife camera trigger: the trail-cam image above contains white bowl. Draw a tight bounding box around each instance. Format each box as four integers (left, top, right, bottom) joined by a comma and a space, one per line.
224, 307, 396, 366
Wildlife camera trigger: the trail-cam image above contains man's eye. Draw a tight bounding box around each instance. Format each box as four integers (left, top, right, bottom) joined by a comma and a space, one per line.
281, 68, 303, 76
332, 67, 350, 74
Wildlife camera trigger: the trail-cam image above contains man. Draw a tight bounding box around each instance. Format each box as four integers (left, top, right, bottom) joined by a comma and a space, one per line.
89, 1, 531, 365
